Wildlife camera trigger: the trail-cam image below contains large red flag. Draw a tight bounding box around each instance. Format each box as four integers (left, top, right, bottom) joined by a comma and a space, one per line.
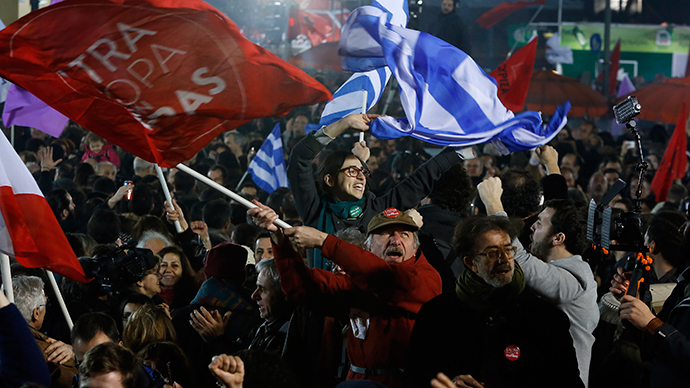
476, 0, 546, 29
0, 134, 89, 282
597, 39, 621, 97
490, 36, 537, 112
0, 0, 332, 167
650, 105, 688, 202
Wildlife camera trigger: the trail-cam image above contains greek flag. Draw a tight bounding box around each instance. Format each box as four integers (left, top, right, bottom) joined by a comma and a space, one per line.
319, 0, 407, 126
247, 124, 288, 194
338, 6, 569, 153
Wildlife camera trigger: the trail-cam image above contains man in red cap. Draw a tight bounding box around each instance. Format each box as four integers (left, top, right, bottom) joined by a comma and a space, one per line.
249, 203, 441, 388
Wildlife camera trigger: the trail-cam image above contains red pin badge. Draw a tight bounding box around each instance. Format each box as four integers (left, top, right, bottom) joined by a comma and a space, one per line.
504, 345, 520, 361
383, 208, 400, 218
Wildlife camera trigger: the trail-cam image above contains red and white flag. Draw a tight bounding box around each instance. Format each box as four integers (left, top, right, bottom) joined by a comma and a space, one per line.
490, 35, 537, 112
0, 134, 89, 282
0, 0, 331, 167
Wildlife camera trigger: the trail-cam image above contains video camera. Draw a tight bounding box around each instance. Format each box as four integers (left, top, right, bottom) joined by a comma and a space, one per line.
80, 243, 158, 293
587, 96, 651, 299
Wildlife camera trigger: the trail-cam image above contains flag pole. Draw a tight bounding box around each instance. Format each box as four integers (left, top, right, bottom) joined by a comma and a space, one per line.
234, 146, 257, 192
360, 90, 367, 143
176, 163, 292, 229
381, 79, 397, 115
10, 126, 15, 148
1, 254, 14, 303
45, 270, 73, 330
155, 165, 183, 233
506, 5, 544, 58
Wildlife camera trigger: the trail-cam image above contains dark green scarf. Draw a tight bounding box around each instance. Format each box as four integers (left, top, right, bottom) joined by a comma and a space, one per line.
314, 195, 365, 269
455, 262, 526, 316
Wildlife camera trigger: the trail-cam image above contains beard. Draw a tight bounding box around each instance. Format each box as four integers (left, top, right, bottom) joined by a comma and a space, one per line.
475, 260, 514, 288
530, 237, 551, 261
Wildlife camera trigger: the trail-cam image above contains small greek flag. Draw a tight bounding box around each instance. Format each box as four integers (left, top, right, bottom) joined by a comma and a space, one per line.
247, 124, 288, 193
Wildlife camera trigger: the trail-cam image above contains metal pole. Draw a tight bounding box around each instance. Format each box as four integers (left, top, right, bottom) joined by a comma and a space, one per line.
176, 163, 292, 229
10, 125, 15, 148
155, 165, 183, 233
506, 5, 544, 58
1, 254, 13, 303
45, 270, 73, 330
603, 0, 612, 97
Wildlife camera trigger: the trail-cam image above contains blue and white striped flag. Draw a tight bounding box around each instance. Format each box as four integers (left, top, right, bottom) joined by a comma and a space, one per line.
319, 0, 407, 127
247, 124, 289, 194
338, 6, 570, 153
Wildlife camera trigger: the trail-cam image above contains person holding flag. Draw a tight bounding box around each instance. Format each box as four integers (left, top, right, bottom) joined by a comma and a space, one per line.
287, 113, 465, 269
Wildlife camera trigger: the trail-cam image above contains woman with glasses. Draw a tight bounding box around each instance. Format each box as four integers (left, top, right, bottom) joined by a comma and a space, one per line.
287, 114, 463, 269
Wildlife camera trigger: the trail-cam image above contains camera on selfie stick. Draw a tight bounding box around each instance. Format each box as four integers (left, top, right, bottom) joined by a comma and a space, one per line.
587, 96, 652, 299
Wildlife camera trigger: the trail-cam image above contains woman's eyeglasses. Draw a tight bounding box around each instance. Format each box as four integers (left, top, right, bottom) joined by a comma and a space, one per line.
338, 166, 371, 178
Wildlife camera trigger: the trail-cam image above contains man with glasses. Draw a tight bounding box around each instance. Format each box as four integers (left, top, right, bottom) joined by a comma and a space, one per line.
477, 177, 598, 387
405, 214, 583, 388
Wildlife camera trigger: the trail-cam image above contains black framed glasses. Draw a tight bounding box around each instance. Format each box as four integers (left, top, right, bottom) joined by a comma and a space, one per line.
338, 165, 370, 178
473, 246, 517, 260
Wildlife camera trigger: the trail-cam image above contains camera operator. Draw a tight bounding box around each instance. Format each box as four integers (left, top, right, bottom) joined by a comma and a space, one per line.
80, 244, 163, 324
611, 218, 690, 388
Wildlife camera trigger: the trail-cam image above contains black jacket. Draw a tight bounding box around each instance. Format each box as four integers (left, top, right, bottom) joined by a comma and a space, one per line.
405, 290, 584, 388
287, 130, 460, 232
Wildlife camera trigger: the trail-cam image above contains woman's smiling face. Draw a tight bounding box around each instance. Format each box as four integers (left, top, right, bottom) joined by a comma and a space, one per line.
159, 252, 183, 287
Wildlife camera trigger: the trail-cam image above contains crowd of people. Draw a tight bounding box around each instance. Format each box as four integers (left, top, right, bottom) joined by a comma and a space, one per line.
1, 92, 690, 388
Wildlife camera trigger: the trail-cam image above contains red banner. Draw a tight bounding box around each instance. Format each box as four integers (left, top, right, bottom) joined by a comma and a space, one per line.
0, 0, 331, 167
490, 36, 537, 112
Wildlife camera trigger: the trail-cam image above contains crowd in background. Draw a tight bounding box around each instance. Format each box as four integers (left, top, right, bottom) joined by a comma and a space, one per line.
1, 79, 690, 388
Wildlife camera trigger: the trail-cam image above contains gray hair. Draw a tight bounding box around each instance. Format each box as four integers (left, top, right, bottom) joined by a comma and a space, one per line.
95, 161, 118, 173
12, 276, 46, 324
133, 157, 154, 174
364, 231, 420, 252
137, 230, 173, 250
224, 131, 244, 146
255, 258, 281, 293
335, 227, 367, 249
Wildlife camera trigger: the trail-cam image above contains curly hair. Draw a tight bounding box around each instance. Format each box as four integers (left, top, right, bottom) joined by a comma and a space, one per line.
453, 215, 519, 259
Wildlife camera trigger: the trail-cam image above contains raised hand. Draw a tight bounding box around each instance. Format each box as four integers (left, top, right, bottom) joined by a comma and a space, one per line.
209, 354, 245, 388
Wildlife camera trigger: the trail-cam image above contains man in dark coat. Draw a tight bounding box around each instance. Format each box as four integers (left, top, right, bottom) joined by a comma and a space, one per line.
405, 215, 583, 388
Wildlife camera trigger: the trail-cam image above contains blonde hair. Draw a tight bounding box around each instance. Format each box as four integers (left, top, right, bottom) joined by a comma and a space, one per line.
122, 303, 176, 354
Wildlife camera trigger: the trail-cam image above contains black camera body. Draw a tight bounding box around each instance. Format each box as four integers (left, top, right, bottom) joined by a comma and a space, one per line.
586, 179, 648, 253
80, 244, 158, 293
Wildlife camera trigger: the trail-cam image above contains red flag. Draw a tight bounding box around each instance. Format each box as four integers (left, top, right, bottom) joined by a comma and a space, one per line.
597, 39, 621, 97
476, 0, 546, 29
490, 36, 537, 112
650, 104, 688, 202
0, 0, 332, 167
288, 8, 341, 47
0, 135, 89, 282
